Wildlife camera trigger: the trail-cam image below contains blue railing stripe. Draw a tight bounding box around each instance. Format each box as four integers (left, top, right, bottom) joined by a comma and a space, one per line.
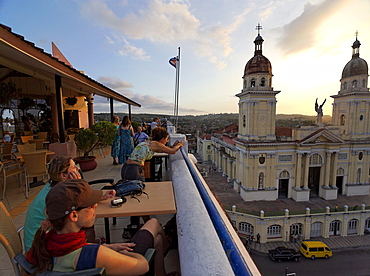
179, 148, 252, 276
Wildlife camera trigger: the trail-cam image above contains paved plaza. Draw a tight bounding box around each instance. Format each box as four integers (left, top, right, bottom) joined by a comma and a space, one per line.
196, 160, 370, 253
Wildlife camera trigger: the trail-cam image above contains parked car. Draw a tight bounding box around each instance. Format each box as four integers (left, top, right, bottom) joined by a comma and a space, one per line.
269, 247, 301, 262
300, 241, 333, 259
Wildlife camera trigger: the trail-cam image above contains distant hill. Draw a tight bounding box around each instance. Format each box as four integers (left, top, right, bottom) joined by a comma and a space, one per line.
95, 113, 331, 124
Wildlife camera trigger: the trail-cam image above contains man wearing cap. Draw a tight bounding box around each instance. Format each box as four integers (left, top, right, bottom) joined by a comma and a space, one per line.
26, 179, 170, 275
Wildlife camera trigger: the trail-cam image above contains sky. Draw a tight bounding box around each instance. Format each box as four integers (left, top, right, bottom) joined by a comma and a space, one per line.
1, 0, 369, 116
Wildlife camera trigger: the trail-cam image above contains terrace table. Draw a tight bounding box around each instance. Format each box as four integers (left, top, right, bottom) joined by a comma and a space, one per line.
95, 181, 176, 243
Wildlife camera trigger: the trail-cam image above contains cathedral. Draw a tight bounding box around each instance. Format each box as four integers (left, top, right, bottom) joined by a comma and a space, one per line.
211, 27, 370, 202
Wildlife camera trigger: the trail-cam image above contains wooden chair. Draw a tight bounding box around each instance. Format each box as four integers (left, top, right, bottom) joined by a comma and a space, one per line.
17, 143, 36, 153
0, 202, 24, 276
28, 139, 44, 150
37, 132, 48, 140
20, 135, 34, 144
0, 142, 14, 161
0, 202, 106, 276
23, 131, 34, 136
0, 160, 25, 200
22, 151, 48, 197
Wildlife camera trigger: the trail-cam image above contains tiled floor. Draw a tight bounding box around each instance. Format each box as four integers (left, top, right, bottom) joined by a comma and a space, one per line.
0, 148, 179, 276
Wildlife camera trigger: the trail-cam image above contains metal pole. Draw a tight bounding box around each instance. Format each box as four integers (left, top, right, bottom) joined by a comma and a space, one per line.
54, 75, 66, 143
110, 97, 114, 122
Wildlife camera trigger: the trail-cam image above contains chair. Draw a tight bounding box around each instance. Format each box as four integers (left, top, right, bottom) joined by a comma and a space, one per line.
17, 143, 36, 153
20, 135, 34, 144
0, 202, 24, 276
37, 132, 48, 140
22, 151, 48, 198
23, 131, 34, 136
28, 139, 45, 150
0, 160, 25, 200
0, 201, 106, 276
0, 142, 14, 161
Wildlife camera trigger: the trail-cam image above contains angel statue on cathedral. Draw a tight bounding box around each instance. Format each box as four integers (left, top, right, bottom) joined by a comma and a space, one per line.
315, 98, 326, 125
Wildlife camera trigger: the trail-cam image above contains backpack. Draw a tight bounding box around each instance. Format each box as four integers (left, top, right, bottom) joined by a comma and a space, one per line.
114, 180, 148, 201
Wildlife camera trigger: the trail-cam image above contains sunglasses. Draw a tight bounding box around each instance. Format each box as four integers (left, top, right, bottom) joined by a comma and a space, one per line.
76, 204, 96, 211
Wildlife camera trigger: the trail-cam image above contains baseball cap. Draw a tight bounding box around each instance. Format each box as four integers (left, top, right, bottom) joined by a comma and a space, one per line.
46, 179, 103, 220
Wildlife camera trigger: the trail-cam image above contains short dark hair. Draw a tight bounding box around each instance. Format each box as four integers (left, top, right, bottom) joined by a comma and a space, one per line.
151, 127, 168, 141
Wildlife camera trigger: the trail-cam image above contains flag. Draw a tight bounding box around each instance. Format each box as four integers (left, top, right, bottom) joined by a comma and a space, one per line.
169, 57, 178, 68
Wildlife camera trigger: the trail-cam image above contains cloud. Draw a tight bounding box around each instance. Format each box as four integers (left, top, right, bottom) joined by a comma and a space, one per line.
97, 76, 133, 90
80, 0, 251, 68
118, 38, 151, 60
276, 0, 351, 55
259, 1, 277, 21
95, 76, 203, 114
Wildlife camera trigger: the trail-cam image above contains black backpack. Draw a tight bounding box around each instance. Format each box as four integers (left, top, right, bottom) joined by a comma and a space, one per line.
114, 180, 148, 201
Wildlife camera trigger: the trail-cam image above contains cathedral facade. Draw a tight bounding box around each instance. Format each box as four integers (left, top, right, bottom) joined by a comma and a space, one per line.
212, 30, 370, 203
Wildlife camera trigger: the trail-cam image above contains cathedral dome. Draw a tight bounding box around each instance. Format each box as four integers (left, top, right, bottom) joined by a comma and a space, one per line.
244, 54, 272, 75
341, 57, 368, 78
244, 33, 272, 76
341, 38, 368, 79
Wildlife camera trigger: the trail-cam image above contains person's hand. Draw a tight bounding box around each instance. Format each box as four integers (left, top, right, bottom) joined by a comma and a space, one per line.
101, 190, 116, 200
40, 218, 52, 232
104, 242, 135, 252
65, 171, 81, 180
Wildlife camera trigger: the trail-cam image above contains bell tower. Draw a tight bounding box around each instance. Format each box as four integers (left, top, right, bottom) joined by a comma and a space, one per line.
331, 32, 370, 139
236, 24, 280, 142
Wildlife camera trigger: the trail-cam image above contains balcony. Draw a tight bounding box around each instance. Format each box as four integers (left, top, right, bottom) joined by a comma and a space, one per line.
0, 134, 261, 275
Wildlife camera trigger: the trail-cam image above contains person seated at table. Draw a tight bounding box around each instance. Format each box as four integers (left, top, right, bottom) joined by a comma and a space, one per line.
133, 126, 149, 145
27, 179, 169, 276
23, 156, 115, 252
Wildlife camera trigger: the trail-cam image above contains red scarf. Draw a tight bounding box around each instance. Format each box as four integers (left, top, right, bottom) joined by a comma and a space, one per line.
27, 228, 87, 264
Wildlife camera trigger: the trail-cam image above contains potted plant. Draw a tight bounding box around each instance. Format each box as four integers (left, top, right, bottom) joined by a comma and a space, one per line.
74, 121, 116, 171
65, 96, 78, 106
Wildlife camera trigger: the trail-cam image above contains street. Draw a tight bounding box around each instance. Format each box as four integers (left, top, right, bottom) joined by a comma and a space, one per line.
251, 247, 370, 276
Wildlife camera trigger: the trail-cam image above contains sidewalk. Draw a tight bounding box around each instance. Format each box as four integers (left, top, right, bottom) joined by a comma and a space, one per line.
249, 234, 370, 254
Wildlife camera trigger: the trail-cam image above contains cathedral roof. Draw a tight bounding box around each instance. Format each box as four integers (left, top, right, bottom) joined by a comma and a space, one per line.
341, 38, 368, 78
244, 55, 272, 75
244, 26, 272, 76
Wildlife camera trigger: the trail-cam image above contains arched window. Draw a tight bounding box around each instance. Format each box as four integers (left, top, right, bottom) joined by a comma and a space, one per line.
258, 172, 264, 189
352, 80, 357, 88
290, 223, 303, 235
348, 219, 358, 235
207, 145, 211, 150
267, 224, 282, 238
340, 114, 345, 125
365, 218, 370, 233
207, 155, 211, 161
362, 79, 366, 87
279, 170, 289, 178
337, 167, 345, 176
329, 220, 341, 236
310, 222, 323, 237
309, 153, 323, 165
357, 168, 361, 183
243, 115, 246, 127
239, 222, 254, 235
250, 78, 256, 87
260, 77, 265, 87
343, 82, 347, 90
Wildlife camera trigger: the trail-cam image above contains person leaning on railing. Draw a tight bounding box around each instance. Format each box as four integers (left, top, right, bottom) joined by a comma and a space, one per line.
121, 127, 184, 182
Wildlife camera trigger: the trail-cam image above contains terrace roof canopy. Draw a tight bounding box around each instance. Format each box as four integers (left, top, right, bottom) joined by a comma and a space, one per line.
0, 24, 140, 141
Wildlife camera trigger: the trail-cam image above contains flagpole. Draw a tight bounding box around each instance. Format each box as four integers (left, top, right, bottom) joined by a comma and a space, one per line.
175, 47, 180, 129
